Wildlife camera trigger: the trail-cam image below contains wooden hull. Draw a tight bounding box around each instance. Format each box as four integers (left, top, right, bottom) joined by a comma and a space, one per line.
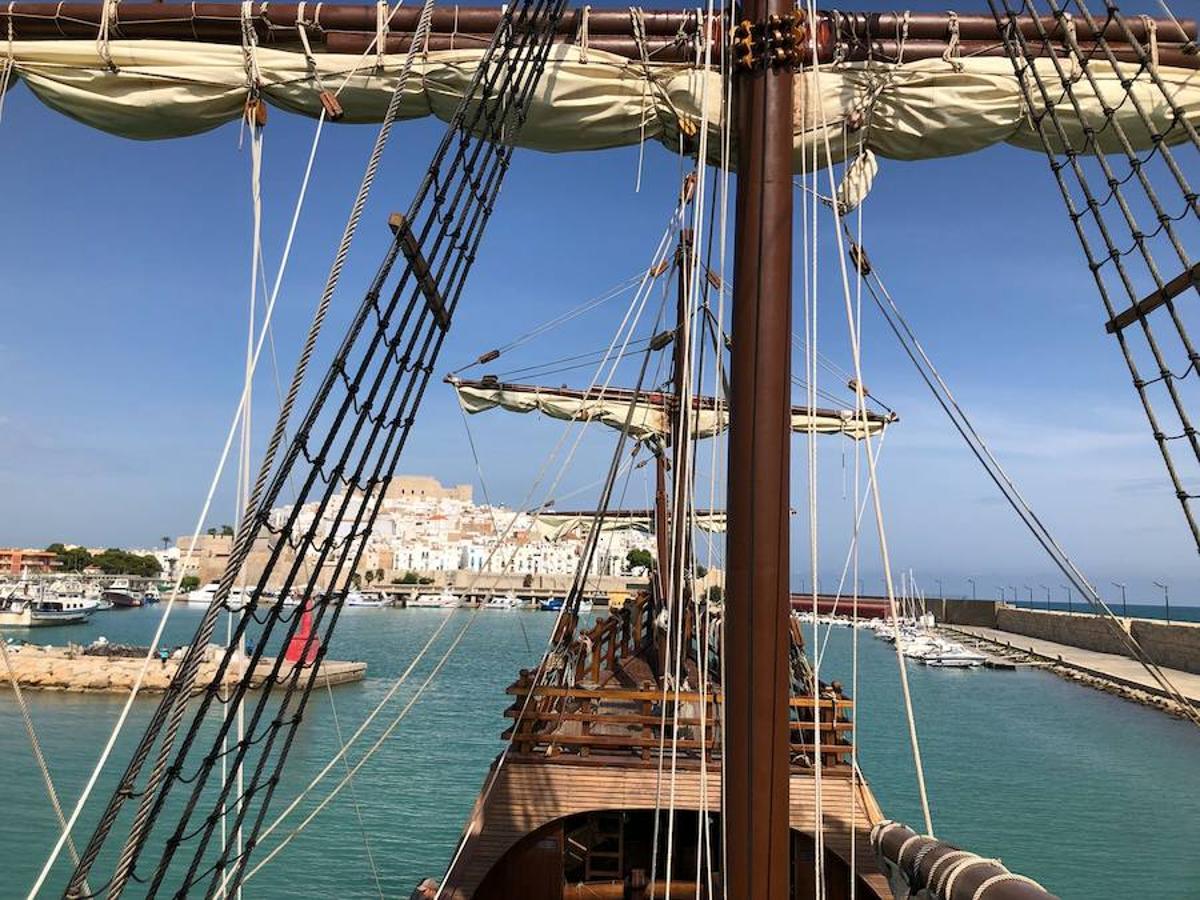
437, 760, 890, 899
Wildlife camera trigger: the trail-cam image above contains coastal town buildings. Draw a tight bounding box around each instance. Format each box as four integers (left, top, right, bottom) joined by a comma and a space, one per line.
0, 548, 60, 575
233, 475, 659, 588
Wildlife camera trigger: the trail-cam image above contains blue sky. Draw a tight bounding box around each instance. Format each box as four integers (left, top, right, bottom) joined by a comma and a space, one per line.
0, 0, 1196, 606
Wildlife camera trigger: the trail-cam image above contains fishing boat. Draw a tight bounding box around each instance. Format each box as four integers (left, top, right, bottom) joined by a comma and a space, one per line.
29, 595, 98, 627
102, 579, 143, 609
6, 2, 1198, 898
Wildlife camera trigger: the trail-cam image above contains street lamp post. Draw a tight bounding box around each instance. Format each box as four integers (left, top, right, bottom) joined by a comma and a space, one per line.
935, 578, 944, 599
997, 586, 1005, 603
1154, 580, 1171, 625
1038, 584, 1051, 611
967, 577, 977, 601
1024, 585, 1034, 609
1009, 585, 1019, 608
1061, 584, 1072, 615
1111, 581, 1127, 618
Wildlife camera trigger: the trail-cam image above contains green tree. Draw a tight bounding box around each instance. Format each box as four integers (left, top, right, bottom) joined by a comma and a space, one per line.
364, 570, 376, 586
399, 570, 420, 585
46, 543, 93, 572
181, 575, 201, 592
626, 549, 655, 572
705, 585, 724, 604
695, 563, 708, 578
220, 525, 234, 537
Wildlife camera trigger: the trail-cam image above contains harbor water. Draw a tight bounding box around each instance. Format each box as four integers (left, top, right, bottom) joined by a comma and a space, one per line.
1, 607, 1197, 898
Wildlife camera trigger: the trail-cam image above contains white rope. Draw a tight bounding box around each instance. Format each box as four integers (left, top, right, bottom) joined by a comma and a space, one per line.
576, 4, 590, 64
375, 0, 388, 71
437, 213, 684, 899
942, 10, 964, 72
0, 638, 90, 893
246, 215, 683, 883
95, 0, 118, 71
801, 6, 826, 893
28, 57, 333, 900
809, 6, 935, 840
971, 872, 1046, 900
943, 857, 999, 897
0, 1, 14, 125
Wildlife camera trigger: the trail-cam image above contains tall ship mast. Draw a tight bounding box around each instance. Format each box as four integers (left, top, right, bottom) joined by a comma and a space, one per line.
3, 1, 1198, 897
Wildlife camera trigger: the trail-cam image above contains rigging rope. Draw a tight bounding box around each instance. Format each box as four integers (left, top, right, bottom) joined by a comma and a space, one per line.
63, 1, 573, 895
849, 229, 1200, 729
0, 638, 89, 892
809, 16, 936, 840
990, 0, 1200, 556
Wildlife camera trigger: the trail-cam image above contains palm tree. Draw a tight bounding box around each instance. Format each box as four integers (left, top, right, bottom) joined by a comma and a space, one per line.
364, 570, 376, 587
161, 536, 171, 550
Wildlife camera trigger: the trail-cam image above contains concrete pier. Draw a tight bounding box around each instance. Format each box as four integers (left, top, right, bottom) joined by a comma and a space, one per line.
0, 644, 366, 694
944, 624, 1200, 715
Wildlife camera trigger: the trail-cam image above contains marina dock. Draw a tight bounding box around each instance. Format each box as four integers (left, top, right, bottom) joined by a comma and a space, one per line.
1, 643, 366, 694
943, 624, 1200, 714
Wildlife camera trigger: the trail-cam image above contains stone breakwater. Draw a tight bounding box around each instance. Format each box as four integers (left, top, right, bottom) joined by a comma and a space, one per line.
1, 644, 366, 693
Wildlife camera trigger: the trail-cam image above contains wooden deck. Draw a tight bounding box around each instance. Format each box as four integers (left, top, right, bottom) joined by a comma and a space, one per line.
439, 760, 890, 898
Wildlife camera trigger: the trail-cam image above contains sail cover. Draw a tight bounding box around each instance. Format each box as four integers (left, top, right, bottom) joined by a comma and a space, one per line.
452, 378, 890, 440
2, 40, 1198, 164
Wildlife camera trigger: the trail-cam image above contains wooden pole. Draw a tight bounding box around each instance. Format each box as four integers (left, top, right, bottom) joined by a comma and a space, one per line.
724, 4, 795, 898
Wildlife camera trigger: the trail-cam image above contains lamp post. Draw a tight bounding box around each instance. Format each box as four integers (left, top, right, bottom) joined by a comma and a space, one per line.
997, 586, 1005, 603
1061, 584, 1072, 615
1024, 585, 1034, 609
1039, 584, 1051, 612
1111, 581, 1127, 618
967, 577, 977, 601
1154, 580, 1171, 625
935, 578, 944, 599
1009, 585, 1019, 608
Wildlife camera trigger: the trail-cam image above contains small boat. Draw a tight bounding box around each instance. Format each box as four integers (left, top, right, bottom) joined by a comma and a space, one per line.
923, 646, 987, 668
104, 579, 143, 608
30, 595, 97, 626
186, 581, 220, 605
483, 593, 521, 610
410, 591, 460, 608
0, 596, 34, 628
143, 586, 161, 604
577, 599, 594, 613
538, 597, 564, 612
344, 591, 387, 608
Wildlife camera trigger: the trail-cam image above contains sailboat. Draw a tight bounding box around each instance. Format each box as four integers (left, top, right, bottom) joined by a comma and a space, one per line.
4, 1, 1198, 898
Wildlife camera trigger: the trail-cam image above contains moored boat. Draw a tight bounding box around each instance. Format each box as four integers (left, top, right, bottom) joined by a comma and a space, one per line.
103, 579, 142, 608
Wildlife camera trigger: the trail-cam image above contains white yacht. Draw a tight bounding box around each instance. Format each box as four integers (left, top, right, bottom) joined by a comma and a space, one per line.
483, 593, 521, 610
410, 591, 461, 608
187, 581, 221, 605
344, 591, 387, 608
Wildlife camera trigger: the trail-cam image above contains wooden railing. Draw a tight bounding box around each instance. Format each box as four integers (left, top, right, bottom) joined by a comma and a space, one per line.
504, 683, 854, 770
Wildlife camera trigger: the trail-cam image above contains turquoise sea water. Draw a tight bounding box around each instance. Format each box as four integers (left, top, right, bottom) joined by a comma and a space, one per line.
1, 607, 1197, 899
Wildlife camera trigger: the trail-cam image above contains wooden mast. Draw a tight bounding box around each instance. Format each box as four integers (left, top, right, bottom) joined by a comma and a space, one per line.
725, 3, 796, 897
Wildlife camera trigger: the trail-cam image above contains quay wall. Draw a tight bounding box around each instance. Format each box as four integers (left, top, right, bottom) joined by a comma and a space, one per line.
995, 608, 1134, 657
934, 600, 1200, 675
1129, 619, 1200, 674
933, 598, 1002, 627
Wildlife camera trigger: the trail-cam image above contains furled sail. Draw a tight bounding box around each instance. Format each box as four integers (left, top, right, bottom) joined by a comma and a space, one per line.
1, 7, 1197, 165
451, 377, 893, 440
